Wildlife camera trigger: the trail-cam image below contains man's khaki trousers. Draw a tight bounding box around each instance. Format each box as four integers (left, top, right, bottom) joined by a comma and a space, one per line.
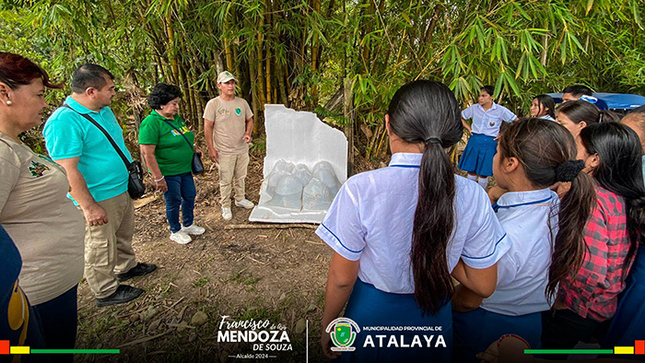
217, 152, 249, 208
82, 192, 137, 298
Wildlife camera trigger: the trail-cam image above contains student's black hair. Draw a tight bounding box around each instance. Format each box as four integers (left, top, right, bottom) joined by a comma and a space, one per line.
481, 85, 494, 97
71, 64, 114, 94
497, 118, 597, 300
387, 80, 463, 315
556, 100, 600, 126
562, 84, 592, 97
533, 94, 556, 119
579, 123, 645, 254
148, 83, 183, 110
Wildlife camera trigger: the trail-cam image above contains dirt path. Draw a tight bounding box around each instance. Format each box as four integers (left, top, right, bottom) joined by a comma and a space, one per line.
75, 154, 333, 362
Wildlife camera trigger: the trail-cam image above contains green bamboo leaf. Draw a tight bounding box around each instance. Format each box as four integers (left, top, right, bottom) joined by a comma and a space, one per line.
632, 0, 644, 30
513, 2, 531, 21
586, 0, 594, 15
504, 71, 521, 97
494, 75, 504, 97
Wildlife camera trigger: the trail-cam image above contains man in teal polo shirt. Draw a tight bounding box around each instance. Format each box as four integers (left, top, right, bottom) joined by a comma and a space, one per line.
43, 64, 156, 307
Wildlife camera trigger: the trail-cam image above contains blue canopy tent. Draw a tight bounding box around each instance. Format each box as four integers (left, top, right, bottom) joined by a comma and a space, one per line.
547, 93, 645, 111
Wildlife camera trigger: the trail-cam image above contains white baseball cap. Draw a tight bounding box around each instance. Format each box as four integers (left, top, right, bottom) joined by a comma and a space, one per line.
217, 71, 238, 84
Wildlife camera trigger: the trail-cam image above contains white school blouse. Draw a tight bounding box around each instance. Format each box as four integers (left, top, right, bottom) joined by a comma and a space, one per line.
316, 153, 510, 294
462, 103, 516, 137
481, 188, 558, 316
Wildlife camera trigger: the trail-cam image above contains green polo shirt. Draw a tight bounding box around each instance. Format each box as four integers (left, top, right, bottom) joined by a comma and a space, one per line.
139, 111, 194, 176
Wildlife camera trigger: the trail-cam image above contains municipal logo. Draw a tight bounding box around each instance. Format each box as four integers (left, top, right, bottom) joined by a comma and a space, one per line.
326, 318, 360, 352
235, 108, 242, 116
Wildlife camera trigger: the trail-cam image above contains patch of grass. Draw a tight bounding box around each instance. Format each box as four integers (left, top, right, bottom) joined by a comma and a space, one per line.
193, 277, 210, 288
157, 278, 174, 298
78, 313, 122, 348
235, 305, 281, 322
249, 136, 266, 156
229, 272, 261, 290
315, 290, 326, 308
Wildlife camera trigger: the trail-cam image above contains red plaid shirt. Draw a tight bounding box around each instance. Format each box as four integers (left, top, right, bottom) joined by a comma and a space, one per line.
559, 187, 632, 322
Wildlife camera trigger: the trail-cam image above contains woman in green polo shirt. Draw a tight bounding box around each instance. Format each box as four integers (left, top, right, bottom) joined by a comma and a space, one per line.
139, 83, 205, 244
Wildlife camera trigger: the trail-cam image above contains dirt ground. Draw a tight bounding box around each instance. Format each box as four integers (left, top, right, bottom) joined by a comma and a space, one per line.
74, 152, 382, 363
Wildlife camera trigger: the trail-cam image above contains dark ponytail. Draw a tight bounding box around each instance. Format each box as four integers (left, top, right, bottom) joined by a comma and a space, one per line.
387, 80, 463, 314
495, 118, 596, 300
547, 163, 597, 299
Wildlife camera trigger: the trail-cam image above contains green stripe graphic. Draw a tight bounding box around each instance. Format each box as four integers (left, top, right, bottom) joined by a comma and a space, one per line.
525, 349, 614, 355
30, 349, 120, 354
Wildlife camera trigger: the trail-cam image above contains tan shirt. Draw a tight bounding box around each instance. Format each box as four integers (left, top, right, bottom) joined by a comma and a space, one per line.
0, 132, 85, 305
203, 96, 253, 155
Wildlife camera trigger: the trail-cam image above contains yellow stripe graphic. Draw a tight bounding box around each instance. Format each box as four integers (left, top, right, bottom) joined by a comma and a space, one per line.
614, 346, 634, 355
10, 346, 30, 354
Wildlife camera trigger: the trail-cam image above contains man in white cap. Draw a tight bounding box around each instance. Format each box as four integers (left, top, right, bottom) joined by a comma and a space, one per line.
203, 71, 255, 221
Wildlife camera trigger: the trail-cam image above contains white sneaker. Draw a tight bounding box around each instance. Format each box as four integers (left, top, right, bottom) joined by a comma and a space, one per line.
235, 199, 255, 209
170, 230, 192, 244
222, 207, 233, 221
182, 224, 205, 235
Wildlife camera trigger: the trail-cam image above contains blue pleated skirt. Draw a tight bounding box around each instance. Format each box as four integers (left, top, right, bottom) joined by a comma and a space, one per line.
335, 279, 453, 363
458, 133, 498, 177
453, 307, 542, 363
602, 245, 645, 360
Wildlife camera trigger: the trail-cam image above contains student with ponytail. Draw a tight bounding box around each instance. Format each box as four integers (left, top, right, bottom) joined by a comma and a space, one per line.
452, 118, 596, 362
542, 122, 645, 357
318, 80, 510, 362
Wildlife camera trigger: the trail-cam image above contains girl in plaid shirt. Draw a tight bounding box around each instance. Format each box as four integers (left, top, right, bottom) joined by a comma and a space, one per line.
542, 122, 645, 356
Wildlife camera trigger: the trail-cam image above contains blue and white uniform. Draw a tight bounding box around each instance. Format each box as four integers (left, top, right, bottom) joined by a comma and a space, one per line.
539, 115, 556, 122
317, 153, 510, 362
453, 188, 558, 362
458, 103, 516, 176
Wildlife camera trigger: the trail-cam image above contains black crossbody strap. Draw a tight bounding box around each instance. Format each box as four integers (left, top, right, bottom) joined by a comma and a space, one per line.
160, 118, 194, 151
61, 104, 131, 167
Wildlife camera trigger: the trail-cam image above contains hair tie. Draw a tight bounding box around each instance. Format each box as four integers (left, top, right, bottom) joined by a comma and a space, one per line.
555, 160, 585, 182
425, 137, 442, 145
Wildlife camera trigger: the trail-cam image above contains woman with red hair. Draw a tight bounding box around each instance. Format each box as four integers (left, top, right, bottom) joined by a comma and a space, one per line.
0, 52, 85, 362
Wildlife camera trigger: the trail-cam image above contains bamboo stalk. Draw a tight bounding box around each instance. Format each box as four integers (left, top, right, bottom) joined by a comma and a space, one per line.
257, 14, 267, 117
164, 12, 180, 85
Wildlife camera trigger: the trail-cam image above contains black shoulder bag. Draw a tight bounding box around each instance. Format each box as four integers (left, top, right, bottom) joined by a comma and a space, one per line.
62, 105, 146, 199
160, 119, 204, 175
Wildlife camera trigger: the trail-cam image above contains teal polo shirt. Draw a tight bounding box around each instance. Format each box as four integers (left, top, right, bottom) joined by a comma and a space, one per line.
43, 96, 132, 204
